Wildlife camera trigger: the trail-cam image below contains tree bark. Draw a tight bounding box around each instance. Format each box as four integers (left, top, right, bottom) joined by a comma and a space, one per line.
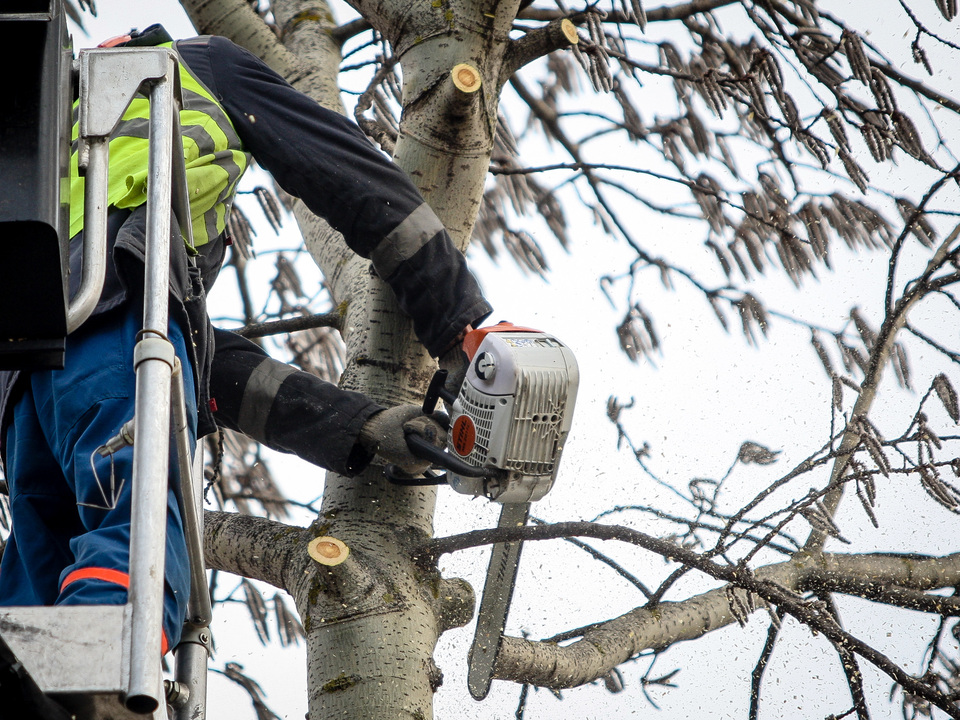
493, 550, 960, 689
180, 0, 498, 716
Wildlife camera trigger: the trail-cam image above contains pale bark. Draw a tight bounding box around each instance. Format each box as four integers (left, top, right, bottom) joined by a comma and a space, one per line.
180, 0, 489, 716
494, 550, 960, 689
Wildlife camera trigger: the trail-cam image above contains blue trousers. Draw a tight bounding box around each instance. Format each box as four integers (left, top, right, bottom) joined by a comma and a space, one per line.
0, 301, 194, 652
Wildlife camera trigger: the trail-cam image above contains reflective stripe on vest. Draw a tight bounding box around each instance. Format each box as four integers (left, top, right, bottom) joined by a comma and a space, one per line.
69, 41, 250, 248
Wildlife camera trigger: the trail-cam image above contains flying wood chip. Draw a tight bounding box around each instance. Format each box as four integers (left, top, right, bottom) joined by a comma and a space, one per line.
308, 536, 349, 566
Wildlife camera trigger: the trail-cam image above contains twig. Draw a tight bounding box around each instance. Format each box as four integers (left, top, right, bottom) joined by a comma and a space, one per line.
234, 312, 342, 339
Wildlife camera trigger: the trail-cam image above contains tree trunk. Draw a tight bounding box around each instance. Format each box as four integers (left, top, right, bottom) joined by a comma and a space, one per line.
180, 0, 506, 716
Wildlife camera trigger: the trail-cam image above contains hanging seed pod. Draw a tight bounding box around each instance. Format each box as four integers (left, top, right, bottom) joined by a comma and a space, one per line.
823, 109, 850, 152
686, 108, 712, 155
705, 239, 732, 278
839, 148, 870, 192
935, 0, 958, 21
895, 197, 938, 247
868, 67, 896, 113
798, 201, 830, 261
849, 307, 877, 350
699, 68, 728, 117
859, 121, 890, 162
253, 186, 283, 234
693, 173, 726, 233
226, 204, 255, 260
727, 239, 750, 279
910, 37, 933, 75
242, 579, 270, 644
614, 82, 646, 141
630, 0, 646, 30
735, 292, 769, 345
798, 130, 830, 168
891, 110, 927, 161
842, 29, 872, 84
811, 330, 836, 379
761, 50, 786, 101
739, 223, 766, 273
933, 373, 960, 422
744, 74, 768, 118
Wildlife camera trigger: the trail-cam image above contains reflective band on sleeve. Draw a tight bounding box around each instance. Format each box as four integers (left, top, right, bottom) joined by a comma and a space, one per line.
60, 566, 130, 593
237, 359, 298, 441
370, 202, 445, 277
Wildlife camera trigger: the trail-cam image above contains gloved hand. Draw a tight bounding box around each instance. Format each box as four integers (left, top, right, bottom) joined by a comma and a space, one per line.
439, 328, 472, 405
359, 405, 446, 475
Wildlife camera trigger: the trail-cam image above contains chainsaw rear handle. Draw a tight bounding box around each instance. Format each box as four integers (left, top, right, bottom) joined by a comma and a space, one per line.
383, 431, 494, 486
403, 433, 489, 478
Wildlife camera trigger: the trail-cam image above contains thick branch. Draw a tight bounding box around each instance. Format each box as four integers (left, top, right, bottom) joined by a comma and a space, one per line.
420, 523, 960, 713
179, 0, 312, 83
204, 510, 311, 590
501, 18, 579, 80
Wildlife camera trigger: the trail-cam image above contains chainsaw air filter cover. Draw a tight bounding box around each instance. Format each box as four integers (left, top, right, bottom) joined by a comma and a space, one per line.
447, 325, 579, 503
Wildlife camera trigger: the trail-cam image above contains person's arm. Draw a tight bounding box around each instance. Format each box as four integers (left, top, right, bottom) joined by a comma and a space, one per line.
178, 37, 491, 357
209, 328, 381, 476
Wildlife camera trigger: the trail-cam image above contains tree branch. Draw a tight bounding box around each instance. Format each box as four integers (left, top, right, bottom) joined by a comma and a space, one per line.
807, 222, 960, 550
518, 0, 739, 25
204, 510, 312, 590
418, 523, 960, 713
501, 18, 579, 81
233, 311, 342, 339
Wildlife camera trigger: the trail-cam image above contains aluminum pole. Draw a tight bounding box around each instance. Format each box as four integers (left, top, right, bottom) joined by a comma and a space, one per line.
66, 136, 108, 333
171, 361, 212, 628
126, 53, 177, 714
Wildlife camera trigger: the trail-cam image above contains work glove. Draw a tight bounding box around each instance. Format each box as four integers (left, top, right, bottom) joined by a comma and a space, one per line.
359, 405, 446, 475
439, 341, 470, 406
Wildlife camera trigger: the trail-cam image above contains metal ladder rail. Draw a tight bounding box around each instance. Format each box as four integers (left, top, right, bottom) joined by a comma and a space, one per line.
76, 46, 211, 717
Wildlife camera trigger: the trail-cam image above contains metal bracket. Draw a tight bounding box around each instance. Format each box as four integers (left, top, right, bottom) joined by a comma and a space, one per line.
77, 48, 181, 162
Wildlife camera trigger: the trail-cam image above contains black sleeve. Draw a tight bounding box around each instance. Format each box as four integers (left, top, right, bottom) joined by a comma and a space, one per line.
178, 37, 491, 356
209, 328, 382, 476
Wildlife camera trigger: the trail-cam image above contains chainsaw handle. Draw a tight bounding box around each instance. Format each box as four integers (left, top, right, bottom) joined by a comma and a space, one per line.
384, 467, 447, 486
403, 433, 489, 478
422, 368, 456, 416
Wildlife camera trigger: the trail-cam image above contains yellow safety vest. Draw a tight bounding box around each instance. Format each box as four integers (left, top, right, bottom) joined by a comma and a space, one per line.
69, 41, 250, 248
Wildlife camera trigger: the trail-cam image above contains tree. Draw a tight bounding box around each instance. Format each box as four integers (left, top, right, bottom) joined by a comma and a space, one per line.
44, 0, 960, 718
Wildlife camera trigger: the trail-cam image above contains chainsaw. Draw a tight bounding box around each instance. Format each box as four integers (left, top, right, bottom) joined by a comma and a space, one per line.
387, 322, 579, 699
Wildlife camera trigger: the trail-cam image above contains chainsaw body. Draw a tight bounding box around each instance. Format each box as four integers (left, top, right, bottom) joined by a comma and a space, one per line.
446, 324, 579, 503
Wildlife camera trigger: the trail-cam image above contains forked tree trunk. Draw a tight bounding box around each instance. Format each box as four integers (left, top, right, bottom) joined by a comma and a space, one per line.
181, 0, 509, 716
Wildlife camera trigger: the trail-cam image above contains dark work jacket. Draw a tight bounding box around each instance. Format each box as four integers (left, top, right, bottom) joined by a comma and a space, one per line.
0, 32, 491, 477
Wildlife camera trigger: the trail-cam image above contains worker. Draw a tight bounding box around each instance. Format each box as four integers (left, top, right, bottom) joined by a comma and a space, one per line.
0, 24, 491, 655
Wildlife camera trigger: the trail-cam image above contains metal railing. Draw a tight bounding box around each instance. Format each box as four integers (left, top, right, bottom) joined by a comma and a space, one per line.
75, 46, 210, 718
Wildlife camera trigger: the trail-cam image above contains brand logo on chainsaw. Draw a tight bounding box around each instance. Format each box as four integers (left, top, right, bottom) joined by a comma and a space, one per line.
452, 415, 477, 456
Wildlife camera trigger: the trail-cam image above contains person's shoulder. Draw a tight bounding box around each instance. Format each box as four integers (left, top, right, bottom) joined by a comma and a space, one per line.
176, 35, 263, 76
176, 34, 241, 55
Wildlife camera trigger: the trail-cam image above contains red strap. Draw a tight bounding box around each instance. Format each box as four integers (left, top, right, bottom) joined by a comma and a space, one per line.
60, 568, 170, 654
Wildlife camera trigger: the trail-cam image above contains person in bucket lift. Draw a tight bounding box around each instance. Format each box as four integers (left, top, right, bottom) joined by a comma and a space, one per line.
0, 24, 490, 654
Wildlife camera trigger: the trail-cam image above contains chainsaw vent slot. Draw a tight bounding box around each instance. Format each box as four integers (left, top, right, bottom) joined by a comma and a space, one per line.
504, 368, 568, 476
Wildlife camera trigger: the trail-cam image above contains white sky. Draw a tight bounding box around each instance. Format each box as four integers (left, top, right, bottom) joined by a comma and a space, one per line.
65, 2, 960, 719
